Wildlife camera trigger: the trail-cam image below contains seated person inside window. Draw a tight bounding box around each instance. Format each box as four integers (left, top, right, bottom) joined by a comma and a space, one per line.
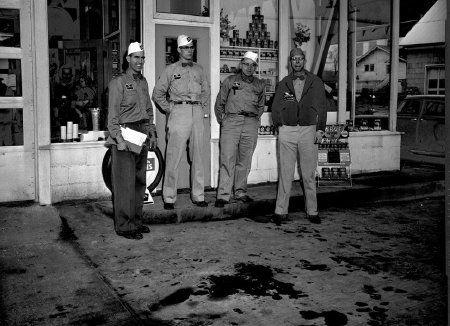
73, 75, 97, 129
52, 67, 80, 128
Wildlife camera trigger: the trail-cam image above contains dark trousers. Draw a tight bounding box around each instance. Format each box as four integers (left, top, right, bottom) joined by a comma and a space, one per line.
111, 144, 148, 232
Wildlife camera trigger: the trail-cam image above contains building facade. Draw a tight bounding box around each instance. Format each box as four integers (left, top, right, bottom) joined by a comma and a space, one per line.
0, 0, 406, 204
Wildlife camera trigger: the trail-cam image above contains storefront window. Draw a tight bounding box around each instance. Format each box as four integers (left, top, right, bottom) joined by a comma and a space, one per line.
351, 0, 392, 124
0, 108, 23, 146
48, 0, 140, 143
156, 0, 210, 17
288, 0, 339, 113
0, 59, 22, 97
0, 9, 20, 48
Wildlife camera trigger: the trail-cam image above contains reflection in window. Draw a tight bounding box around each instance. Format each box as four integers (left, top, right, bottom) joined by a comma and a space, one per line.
0, 109, 23, 146
156, 0, 210, 16
0, 59, 22, 97
0, 9, 20, 48
352, 0, 392, 118
426, 67, 445, 95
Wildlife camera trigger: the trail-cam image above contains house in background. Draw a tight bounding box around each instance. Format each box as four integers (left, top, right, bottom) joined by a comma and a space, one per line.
356, 45, 406, 93
399, 0, 446, 95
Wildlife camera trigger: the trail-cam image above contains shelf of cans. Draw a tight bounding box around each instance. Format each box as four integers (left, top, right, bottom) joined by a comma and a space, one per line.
226, 6, 278, 49
258, 125, 278, 136
316, 124, 352, 186
220, 46, 279, 61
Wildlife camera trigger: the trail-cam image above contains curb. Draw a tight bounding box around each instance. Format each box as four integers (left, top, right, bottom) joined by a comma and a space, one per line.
95, 180, 444, 225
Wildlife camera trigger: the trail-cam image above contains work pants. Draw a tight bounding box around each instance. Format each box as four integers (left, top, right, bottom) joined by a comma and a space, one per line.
111, 144, 148, 232
163, 104, 204, 203
275, 125, 318, 216
217, 115, 259, 201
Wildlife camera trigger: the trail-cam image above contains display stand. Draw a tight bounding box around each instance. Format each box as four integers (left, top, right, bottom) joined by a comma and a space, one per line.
317, 124, 352, 187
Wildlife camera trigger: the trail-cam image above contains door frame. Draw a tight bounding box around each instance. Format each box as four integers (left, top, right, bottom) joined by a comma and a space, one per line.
152, 24, 212, 189
0, 0, 36, 202
143, 0, 220, 189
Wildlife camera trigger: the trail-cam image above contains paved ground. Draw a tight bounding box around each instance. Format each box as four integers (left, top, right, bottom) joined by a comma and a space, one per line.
0, 162, 446, 326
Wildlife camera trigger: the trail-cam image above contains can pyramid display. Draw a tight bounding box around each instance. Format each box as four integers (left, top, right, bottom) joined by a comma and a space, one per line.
228, 6, 277, 49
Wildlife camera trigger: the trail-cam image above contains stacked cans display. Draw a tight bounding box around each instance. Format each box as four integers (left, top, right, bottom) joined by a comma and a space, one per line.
229, 6, 276, 49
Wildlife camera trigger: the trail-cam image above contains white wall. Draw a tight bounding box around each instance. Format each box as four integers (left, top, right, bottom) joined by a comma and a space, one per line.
50, 142, 110, 202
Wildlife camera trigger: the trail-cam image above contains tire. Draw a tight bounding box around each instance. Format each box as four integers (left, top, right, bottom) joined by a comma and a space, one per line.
102, 146, 165, 193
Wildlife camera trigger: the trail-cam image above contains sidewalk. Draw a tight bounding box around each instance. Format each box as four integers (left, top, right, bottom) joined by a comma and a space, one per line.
0, 162, 445, 325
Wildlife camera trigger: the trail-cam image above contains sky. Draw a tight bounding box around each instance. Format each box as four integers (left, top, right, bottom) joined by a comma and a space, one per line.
400, 0, 438, 36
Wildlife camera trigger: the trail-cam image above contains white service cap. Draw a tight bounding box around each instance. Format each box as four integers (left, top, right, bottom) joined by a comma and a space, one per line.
177, 35, 193, 47
127, 42, 144, 55
242, 51, 258, 63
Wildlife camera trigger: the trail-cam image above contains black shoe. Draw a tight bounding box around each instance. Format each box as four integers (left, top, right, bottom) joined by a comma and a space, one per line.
164, 203, 175, 210
214, 199, 229, 208
137, 225, 150, 233
271, 214, 289, 226
307, 215, 321, 224
116, 231, 143, 240
236, 195, 253, 203
251, 215, 272, 223
193, 200, 208, 207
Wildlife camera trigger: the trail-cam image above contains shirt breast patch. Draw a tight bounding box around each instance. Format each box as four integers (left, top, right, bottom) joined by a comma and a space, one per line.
125, 83, 134, 90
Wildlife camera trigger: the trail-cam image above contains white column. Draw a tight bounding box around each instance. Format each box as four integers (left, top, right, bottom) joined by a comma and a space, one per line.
279, 0, 290, 78
389, 0, 400, 131
33, 0, 52, 205
338, 0, 348, 123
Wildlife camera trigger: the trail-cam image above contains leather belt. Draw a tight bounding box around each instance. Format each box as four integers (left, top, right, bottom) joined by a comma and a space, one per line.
122, 119, 149, 127
238, 111, 258, 117
173, 101, 201, 105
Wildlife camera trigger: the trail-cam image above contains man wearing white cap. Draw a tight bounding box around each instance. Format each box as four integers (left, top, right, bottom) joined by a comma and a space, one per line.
271, 47, 327, 225
105, 42, 157, 240
214, 51, 265, 207
152, 34, 210, 210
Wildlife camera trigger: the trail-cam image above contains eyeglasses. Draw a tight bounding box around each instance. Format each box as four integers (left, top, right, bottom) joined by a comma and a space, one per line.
242, 62, 257, 68
180, 45, 195, 50
291, 57, 305, 62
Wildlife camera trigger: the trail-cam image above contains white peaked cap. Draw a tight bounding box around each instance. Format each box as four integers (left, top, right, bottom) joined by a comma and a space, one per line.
177, 35, 193, 47
243, 51, 258, 63
127, 42, 144, 55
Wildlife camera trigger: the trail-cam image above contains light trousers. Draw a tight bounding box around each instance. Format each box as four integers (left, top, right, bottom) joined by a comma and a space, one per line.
275, 125, 318, 216
217, 115, 259, 201
163, 104, 204, 203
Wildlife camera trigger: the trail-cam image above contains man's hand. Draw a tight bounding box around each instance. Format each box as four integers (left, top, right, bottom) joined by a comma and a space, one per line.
148, 131, 157, 150
117, 141, 128, 151
315, 130, 324, 144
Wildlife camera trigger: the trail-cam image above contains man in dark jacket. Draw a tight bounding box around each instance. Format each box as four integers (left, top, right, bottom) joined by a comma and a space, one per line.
271, 48, 327, 225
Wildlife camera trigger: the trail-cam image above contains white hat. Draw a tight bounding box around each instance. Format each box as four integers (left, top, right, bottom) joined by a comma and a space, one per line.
242, 51, 258, 63
127, 42, 144, 55
177, 34, 193, 47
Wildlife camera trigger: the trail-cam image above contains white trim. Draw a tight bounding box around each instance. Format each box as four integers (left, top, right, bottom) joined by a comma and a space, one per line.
153, 18, 213, 27
0, 98, 23, 108
0, 48, 22, 58
33, 0, 52, 205
338, 0, 348, 124
389, 0, 399, 132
